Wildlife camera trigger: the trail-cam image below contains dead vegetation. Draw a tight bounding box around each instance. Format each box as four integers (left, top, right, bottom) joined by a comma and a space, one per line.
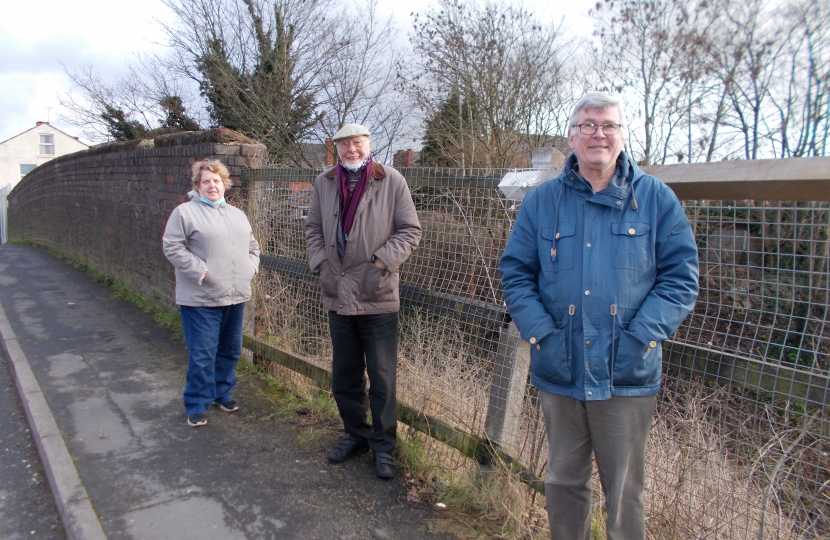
243, 178, 830, 538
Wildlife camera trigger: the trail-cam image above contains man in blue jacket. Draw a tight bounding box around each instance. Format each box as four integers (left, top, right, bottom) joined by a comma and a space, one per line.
499, 92, 699, 539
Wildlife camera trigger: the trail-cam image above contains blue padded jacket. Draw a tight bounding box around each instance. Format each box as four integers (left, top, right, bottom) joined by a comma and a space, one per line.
499, 152, 699, 400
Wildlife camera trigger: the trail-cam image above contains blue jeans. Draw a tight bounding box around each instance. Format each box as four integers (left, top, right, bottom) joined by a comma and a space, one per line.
328, 312, 398, 453
180, 303, 245, 414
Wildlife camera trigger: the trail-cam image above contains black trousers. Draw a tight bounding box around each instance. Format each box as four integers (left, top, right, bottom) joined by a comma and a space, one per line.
328, 311, 398, 453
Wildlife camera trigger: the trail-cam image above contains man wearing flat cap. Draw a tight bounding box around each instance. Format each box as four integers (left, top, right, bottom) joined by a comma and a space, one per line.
305, 124, 422, 478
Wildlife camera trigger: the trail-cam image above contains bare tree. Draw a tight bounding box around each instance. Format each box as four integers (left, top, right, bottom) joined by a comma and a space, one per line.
311, 0, 411, 164
62, 0, 412, 164
771, 0, 830, 157
156, 0, 350, 164
407, 0, 571, 169
59, 59, 203, 142
592, 0, 695, 165
592, 0, 819, 163
717, 0, 783, 160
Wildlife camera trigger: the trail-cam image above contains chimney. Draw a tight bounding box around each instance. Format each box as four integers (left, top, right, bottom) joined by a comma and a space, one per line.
393, 149, 415, 168
36, 121, 48, 126
325, 138, 335, 167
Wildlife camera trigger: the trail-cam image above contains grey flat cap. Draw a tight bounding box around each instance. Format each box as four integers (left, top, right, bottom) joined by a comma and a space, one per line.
332, 123, 371, 141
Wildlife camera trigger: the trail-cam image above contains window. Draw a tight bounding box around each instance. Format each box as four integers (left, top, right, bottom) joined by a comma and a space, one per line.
20, 164, 37, 178
39, 134, 54, 155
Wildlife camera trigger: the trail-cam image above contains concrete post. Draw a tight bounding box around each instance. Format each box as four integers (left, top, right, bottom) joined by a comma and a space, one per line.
484, 321, 531, 455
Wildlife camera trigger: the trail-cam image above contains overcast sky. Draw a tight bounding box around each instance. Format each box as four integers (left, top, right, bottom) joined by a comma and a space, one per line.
0, 0, 596, 145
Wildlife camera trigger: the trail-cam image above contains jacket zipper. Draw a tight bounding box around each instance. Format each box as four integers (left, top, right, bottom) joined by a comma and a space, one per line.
610, 304, 618, 391
568, 304, 575, 363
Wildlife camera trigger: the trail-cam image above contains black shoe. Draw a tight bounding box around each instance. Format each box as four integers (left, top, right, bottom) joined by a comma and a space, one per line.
373, 451, 397, 479
327, 435, 369, 462
215, 399, 239, 413
187, 413, 207, 427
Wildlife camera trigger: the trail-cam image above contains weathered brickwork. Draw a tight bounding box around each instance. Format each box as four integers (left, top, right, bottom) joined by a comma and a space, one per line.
7, 129, 267, 311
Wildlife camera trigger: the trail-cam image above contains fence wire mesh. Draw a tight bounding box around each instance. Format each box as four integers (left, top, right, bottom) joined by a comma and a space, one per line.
242, 167, 830, 539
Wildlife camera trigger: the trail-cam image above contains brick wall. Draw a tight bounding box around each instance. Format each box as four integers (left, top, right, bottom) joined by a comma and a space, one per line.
7, 129, 267, 311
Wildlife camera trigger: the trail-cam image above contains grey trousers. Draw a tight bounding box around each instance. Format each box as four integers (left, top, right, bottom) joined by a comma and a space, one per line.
540, 391, 656, 540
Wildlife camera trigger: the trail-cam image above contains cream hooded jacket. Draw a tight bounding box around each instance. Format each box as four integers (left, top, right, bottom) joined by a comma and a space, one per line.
163, 191, 260, 307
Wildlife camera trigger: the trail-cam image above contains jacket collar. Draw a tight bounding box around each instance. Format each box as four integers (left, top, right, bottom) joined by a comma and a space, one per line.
324, 161, 386, 180
563, 151, 644, 208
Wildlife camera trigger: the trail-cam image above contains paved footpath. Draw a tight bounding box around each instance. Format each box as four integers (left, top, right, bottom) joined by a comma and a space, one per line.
0, 244, 458, 540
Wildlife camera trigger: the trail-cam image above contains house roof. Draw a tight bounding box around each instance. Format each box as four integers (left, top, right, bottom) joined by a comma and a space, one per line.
0, 122, 89, 148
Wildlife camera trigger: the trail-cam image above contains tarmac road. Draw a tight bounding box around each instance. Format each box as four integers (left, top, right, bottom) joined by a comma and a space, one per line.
0, 345, 66, 540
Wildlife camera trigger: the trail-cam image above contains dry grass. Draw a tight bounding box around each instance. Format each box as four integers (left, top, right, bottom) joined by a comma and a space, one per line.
397, 308, 490, 432
250, 278, 823, 538
644, 383, 802, 539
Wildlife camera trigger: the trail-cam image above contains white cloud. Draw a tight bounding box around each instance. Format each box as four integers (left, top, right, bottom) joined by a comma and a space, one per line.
2, 0, 171, 54
0, 0, 173, 143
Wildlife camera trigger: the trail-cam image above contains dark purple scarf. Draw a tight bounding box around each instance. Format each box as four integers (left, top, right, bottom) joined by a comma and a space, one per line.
337, 156, 374, 241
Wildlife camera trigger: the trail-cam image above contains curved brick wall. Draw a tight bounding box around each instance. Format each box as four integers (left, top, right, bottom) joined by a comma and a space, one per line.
7, 129, 267, 311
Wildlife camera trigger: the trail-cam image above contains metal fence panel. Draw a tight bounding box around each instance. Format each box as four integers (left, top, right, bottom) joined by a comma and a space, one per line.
242, 167, 830, 539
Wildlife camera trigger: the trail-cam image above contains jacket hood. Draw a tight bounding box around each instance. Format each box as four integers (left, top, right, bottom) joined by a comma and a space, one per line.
563, 151, 646, 199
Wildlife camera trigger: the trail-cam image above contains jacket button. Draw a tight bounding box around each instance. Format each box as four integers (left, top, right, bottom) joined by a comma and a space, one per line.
629, 228, 636, 235
529, 337, 537, 344
587, 391, 593, 397
585, 243, 591, 248
585, 341, 591, 346
649, 340, 658, 348
341, 272, 345, 276
616, 201, 621, 206
584, 290, 590, 295
536, 344, 541, 350
555, 232, 560, 239
339, 304, 343, 309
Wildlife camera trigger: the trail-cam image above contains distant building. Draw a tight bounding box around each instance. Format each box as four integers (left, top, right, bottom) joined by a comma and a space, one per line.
393, 149, 419, 168
0, 122, 88, 191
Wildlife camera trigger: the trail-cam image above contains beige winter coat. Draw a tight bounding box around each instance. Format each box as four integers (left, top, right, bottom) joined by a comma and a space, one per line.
163, 191, 260, 307
305, 162, 422, 315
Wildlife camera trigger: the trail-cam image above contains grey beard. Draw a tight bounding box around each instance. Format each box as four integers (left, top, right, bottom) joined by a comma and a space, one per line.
341, 155, 371, 174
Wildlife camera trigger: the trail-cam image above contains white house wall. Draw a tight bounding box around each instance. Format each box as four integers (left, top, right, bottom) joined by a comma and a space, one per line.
0, 123, 88, 191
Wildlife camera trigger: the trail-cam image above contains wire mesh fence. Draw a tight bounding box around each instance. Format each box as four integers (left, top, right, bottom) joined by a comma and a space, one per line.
242, 166, 830, 539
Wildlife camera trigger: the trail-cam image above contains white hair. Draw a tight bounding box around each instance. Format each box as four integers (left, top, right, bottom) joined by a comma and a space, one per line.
568, 91, 627, 137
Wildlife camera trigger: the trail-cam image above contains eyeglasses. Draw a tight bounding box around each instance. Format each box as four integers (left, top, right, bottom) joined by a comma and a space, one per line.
337, 138, 367, 148
574, 123, 622, 135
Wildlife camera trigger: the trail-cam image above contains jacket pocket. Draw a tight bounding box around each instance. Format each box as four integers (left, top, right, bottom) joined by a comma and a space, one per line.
613, 330, 660, 387
359, 262, 396, 302
203, 261, 232, 301
529, 329, 573, 385
318, 261, 338, 299
541, 224, 576, 273
611, 222, 650, 270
